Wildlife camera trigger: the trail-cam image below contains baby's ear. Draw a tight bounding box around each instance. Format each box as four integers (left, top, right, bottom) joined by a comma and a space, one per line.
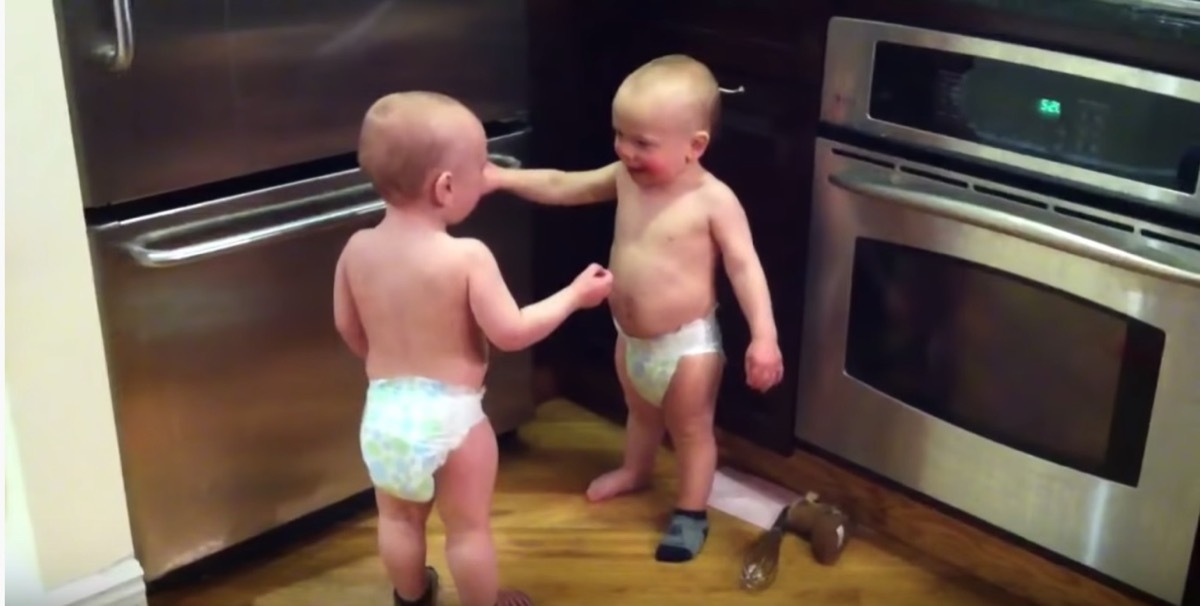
432, 170, 453, 206
690, 130, 711, 159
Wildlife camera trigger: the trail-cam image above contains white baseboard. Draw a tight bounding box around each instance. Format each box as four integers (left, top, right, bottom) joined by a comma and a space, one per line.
44, 557, 146, 606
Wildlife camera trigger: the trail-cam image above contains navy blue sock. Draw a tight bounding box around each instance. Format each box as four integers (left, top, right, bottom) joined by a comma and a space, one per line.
655, 509, 709, 563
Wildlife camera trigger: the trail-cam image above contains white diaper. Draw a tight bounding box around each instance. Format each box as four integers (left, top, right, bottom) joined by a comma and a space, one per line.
615, 309, 724, 406
359, 376, 487, 503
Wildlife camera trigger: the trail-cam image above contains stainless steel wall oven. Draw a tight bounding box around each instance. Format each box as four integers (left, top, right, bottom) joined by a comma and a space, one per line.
798, 18, 1200, 604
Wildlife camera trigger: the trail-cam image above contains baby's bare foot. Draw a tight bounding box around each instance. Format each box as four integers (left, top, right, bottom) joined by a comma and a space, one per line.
497, 588, 533, 606
586, 467, 650, 502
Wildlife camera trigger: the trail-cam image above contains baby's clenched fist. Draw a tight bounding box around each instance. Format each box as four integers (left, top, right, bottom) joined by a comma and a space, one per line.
571, 263, 613, 308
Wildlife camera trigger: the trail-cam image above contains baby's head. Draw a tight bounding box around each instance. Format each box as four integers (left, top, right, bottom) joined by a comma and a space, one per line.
611, 55, 720, 186
358, 91, 488, 224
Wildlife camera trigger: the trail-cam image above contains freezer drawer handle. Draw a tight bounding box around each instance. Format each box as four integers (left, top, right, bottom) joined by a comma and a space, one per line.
95, 0, 135, 71
124, 152, 521, 268
829, 170, 1200, 289
123, 200, 386, 268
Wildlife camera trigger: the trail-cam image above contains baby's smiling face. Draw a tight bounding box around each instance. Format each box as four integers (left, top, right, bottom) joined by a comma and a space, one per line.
609, 58, 717, 189
611, 89, 710, 188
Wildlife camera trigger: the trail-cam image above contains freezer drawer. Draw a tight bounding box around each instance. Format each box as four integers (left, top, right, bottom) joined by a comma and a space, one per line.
89, 130, 533, 580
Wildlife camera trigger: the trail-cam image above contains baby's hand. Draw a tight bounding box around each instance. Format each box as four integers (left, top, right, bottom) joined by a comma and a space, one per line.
745, 338, 783, 393
570, 263, 613, 309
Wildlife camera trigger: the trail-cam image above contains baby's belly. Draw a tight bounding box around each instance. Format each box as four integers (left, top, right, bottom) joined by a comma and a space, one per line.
608, 246, 716, 338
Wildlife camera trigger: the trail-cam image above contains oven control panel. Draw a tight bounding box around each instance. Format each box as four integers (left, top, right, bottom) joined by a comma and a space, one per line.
868, 41, 1200, 196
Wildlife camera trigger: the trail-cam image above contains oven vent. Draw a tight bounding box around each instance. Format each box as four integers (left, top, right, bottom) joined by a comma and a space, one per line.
886, 153, 1200, 259
832, 147, 896, 170
1143, 229, 1200, 253
962, 181, 1200, 255
964, 179, 1141, 236
899, 165, 968, 189
972, 185, 1048, 211
1051, 206, 1136, 233
830, 144, 1200, 257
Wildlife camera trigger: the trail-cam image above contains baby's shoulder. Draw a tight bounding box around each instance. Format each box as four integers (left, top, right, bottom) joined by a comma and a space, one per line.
338, 227, 375, 260
445, 236, 498, 272
448, 235, 490, 257
697, 173, 739, 207
677, 174, 738, 222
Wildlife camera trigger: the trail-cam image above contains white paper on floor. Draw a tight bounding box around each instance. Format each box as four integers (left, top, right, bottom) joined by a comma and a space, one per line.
707, 466, 799, 530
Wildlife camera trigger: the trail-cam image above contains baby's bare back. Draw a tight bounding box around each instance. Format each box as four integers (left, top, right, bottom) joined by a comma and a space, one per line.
344, 227, 488, 387
608, 171, 720, 338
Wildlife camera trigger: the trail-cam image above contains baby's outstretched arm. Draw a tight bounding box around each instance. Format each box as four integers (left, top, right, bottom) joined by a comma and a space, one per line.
332, 250, 368, 358
487, 161, 620, 206
710, 190, 784, 391
463, 238, 612, 351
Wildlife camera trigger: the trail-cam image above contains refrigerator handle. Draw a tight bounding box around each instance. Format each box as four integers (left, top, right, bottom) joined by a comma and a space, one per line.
120, 152, 523, 268
95, 0, 135, 71
122, 200, 385, 268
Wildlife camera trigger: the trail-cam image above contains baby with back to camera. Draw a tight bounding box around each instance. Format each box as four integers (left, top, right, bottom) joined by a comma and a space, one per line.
333, 91, 613, 606
487, 55, 785, 563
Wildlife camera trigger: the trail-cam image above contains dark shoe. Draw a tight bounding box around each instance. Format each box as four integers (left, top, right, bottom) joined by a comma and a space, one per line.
393, 567, 439, 606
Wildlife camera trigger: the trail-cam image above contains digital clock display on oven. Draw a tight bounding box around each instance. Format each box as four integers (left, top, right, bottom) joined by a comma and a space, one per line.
867, 42, 1200, 194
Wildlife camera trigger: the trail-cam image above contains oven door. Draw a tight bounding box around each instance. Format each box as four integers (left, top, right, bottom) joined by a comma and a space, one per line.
797, 138, 1200, 604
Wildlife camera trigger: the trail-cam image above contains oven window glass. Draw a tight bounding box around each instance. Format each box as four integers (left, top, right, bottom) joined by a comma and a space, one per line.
844, 238, 1164, 486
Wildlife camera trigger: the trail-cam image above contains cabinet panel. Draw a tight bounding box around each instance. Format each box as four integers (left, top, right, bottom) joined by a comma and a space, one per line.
549, 18, 816, 448
619, 0, 829, 48
707, 85, 812, 453
527, 1, 828, 452
606, 25, 815, 453
528, 0, 634, 420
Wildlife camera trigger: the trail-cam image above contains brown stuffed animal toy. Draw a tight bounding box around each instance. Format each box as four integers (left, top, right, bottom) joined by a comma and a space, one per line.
785, 491, 852, 565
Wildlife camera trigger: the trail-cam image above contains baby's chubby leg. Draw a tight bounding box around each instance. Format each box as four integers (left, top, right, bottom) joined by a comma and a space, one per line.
586, 336, 666, 502
657, 352, 724, 563
375, 491, 435, 604
435, 419, 533, 606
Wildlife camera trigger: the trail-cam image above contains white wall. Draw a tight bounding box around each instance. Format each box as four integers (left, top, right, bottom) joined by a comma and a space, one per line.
5, 0, 141, 600
7, 393, 49, 606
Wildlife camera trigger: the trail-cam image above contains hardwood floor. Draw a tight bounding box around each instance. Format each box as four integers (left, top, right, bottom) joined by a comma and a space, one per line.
149, 399, 1026, 605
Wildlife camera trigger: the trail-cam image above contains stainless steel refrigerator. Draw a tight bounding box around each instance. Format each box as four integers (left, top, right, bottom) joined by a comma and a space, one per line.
56, 0, 534, 580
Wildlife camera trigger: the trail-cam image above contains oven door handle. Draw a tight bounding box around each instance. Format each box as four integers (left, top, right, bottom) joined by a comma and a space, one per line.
122, 200, 386, 268
829, 171, 1200, 288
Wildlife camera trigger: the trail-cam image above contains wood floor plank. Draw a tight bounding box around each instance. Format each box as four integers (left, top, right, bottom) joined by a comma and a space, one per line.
149, 399, 1025, 605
